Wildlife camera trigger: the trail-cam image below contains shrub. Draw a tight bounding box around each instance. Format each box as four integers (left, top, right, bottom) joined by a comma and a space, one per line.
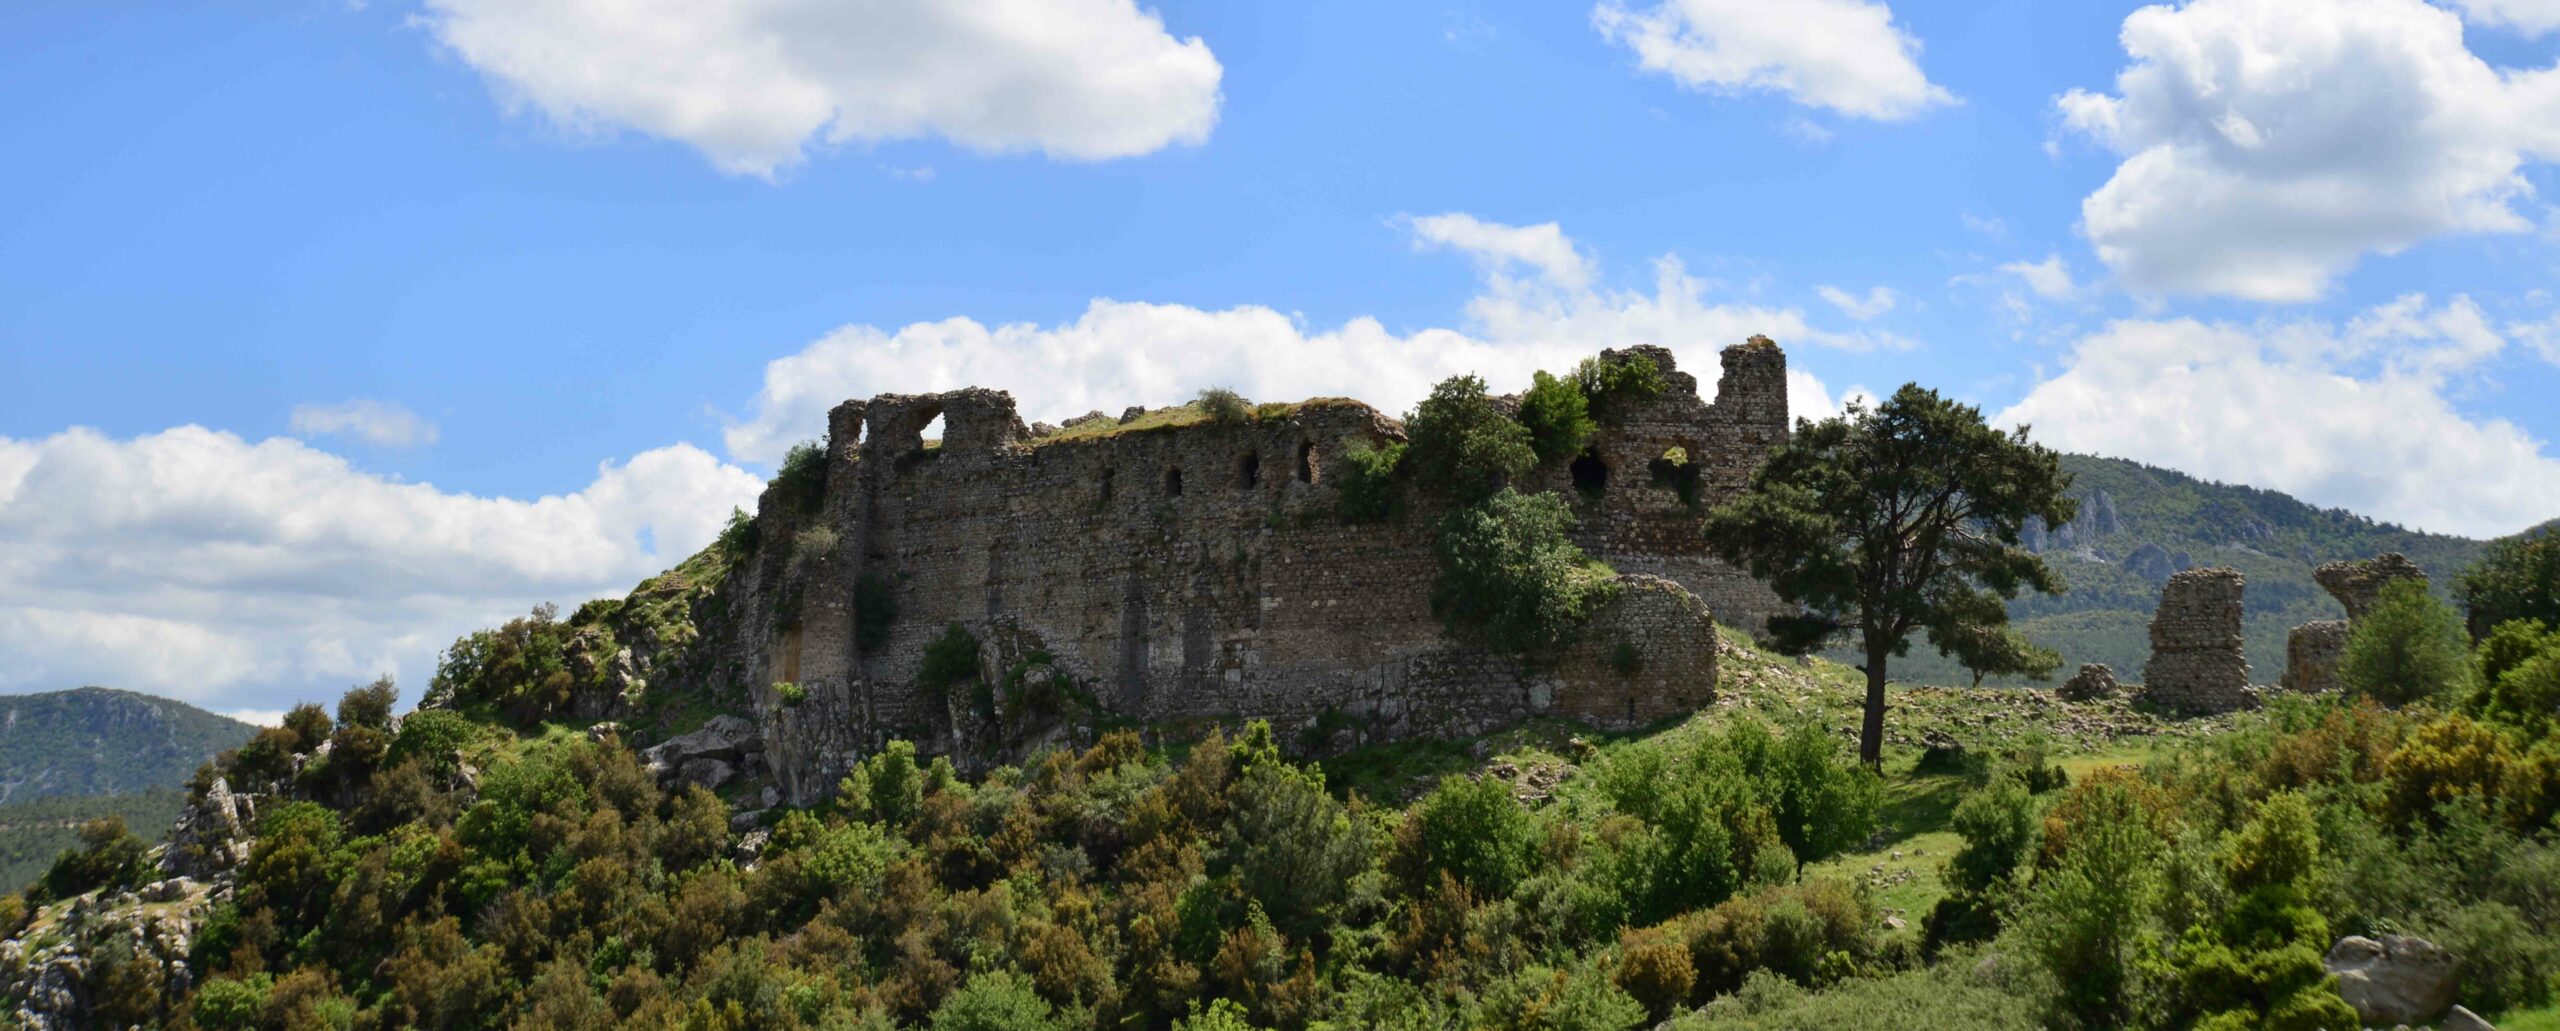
840, 739, 924, 829
916, 624, 981, 699
337, 675, 398, 730
1684, 879, 1873, 998
773, 440, 829, 514
1404, 374, 1537, 506
1403, 774, 1539, 897
2342, 579, 2474, 707
1753, 722, 1883, 869
1198, 387, 1251, 425
2479, 622, 2560, 733
1430, 489, 1619, 656
1336, 440, 1407, 523
387, 708, 479, 773
931, 970, 1061, 1031
714, 505, 759, 560
281, 703, 332, 753
192, 974, 272, 1031
775, 681, 809, 707
1926, 777, 2038, 949
1574, 352, 1666, 423
1227, 761, 1373, 942
36, 815, 150, 902
1614, 928, 1697, 1020
1516, 370, 1597, 463
2012, 777, 2160, 1030
791, 525, 840, 568
2457, 531, 2560, 639
2163, 793, 2360, 1031
428, 604, 578, 721
1470, 963, 1648, 1031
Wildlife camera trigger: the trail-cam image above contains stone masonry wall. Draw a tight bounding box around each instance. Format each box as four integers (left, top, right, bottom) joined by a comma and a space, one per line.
2144, 567, 2253, 714
2282, 553, 2429, 694
713, 341, 1789, 803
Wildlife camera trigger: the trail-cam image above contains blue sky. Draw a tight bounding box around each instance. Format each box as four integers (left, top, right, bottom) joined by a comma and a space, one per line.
5, 0, 2560, 718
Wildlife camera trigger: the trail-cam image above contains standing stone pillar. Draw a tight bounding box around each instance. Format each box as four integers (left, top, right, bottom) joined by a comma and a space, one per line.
2283, 553, 2428, 694
2143, 567, 2252, 713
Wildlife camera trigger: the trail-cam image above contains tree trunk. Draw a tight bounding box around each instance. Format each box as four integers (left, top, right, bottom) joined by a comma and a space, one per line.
1860, 635, 1890, 770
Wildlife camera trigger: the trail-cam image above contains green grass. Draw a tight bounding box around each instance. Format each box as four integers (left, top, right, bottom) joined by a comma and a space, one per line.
1030, 396, 1370, 447
2501, 1004, 2560, 1031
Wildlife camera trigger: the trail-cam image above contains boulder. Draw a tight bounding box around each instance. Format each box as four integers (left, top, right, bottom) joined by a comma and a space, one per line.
678, 757, 737, 791
2324, 934, 2459, 1026
2057, 664, 2120, 702
2443, 1004, 2497, 1031
642, 715, 762, 778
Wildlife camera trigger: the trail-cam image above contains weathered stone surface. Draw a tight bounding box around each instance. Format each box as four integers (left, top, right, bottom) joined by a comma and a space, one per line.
2315, 553, 2429, 621
2123, 542, 2178, 583
2444, 1004, 2497, 1031
678, 757, 737, 790
2324, 934, 2459, 1026
697, 341, 1791, 804
2142, 568, 2252, 714
642, 715, 760, 771
2281, 620, 2348, 694
160, 776, 255, 880
2057, 663, 2119, 702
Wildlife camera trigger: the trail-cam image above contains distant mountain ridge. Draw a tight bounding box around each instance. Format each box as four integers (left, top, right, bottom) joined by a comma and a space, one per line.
1869, 453, 2501, 687
0, 687, 256, 804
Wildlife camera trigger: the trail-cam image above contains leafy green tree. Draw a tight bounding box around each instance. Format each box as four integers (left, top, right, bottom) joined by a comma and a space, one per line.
1573, 352, 1666, 423
840, 739, 925, 829
1403, 374, 1536, 505
1197, 386, 1251, 425
1335, 441, 1408, 523
2457, 530, 2560, 639
1516, 370, 1597, 463
2014, 779, 2160, 1030
280, 704, 332, 754
2342, 578, 2473, 707
931, 970, 1062, 1031
1431, 489, 1619, 656
336, 675, 398, 730
1405, 775, 1539, 897
2165, 793, 2361, 1031
1925, 777, 2038, 948
1702, 385, 2075, 766
1226, 761, 1373, 942
1754, 723, 1884, 869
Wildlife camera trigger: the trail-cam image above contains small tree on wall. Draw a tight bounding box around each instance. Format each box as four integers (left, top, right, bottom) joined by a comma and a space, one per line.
1702, 385, 2075, 768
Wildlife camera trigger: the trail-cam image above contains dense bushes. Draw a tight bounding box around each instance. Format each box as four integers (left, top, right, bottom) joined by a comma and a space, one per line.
1429, 490, 1620, 657
2458, 530, 2560, 638
2343, 578, 2473, 706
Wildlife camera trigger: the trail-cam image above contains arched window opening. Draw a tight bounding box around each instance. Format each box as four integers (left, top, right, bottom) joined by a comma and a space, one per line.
1570, 452, 1609, 495
1165, 466, 1184, 497
1238, 451, 1261, 490
1295, 441, 1317, 484
1099, 467, 1115, 503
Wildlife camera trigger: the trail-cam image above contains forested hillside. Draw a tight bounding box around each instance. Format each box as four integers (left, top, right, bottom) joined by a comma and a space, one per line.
1869, 454, 2494, 686
0, 688, 255, 803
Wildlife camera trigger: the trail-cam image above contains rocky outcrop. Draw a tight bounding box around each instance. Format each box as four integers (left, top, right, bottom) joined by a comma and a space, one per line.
640, 715, 764, 791
2142, 568, 2253, 714
160, 776, 256, 880
2, 879, 213, 1030
2057, 663, 2120, 702
2444, 1004, 2497, 1031
2324, 933, 2459, 1026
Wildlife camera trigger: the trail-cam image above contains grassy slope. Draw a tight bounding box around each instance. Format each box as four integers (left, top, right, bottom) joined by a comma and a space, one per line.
1326, 626, 2212, 943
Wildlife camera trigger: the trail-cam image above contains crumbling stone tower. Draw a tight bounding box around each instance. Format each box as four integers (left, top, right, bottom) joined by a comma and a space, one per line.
2283, 553, 2429, 694
2144, 567, 2252, 713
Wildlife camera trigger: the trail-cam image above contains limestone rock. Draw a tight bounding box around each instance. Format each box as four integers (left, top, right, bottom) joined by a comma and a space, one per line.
161, 776, 256, 879
642, 715, 761, 777
678, 757, 736, 791
1063, 409, 1109, 428
2143, 568, 2252, 714
2324, 934, 2459, 1026
2315, 553, 2429, 621
2444, 1004, 2497, 1031
2123, 542, 2177, 583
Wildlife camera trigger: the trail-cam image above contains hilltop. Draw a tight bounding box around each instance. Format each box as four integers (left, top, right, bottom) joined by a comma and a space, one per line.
0, 688, 255, 804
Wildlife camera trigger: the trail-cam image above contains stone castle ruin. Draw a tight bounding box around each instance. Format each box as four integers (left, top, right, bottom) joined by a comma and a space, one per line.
2282, 553, 2429, 695
707, 340, 1794, 803
2133, 553, 2430, 712
2142, 567, 2253, 713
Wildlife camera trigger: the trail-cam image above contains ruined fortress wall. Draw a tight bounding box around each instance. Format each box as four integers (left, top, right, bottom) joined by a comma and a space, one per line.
2143, 567, 2253, 714
726, 342, 1788, 802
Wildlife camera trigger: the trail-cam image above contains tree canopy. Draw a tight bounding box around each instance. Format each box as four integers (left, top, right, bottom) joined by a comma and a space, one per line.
1702, 384, 2075, 766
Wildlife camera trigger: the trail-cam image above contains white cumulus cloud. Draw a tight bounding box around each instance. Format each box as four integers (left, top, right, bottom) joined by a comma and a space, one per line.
2452, 0, 2560, 35
290, 399, 439, 448
1999, 256, 2080, 301
417, 0, 1224, 177
724, 214, 1891, 463
1592, 0, 1954, 120
0, 428, 760, 711
1998, 295, 2560, 538
2058, 0, 2560, 301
